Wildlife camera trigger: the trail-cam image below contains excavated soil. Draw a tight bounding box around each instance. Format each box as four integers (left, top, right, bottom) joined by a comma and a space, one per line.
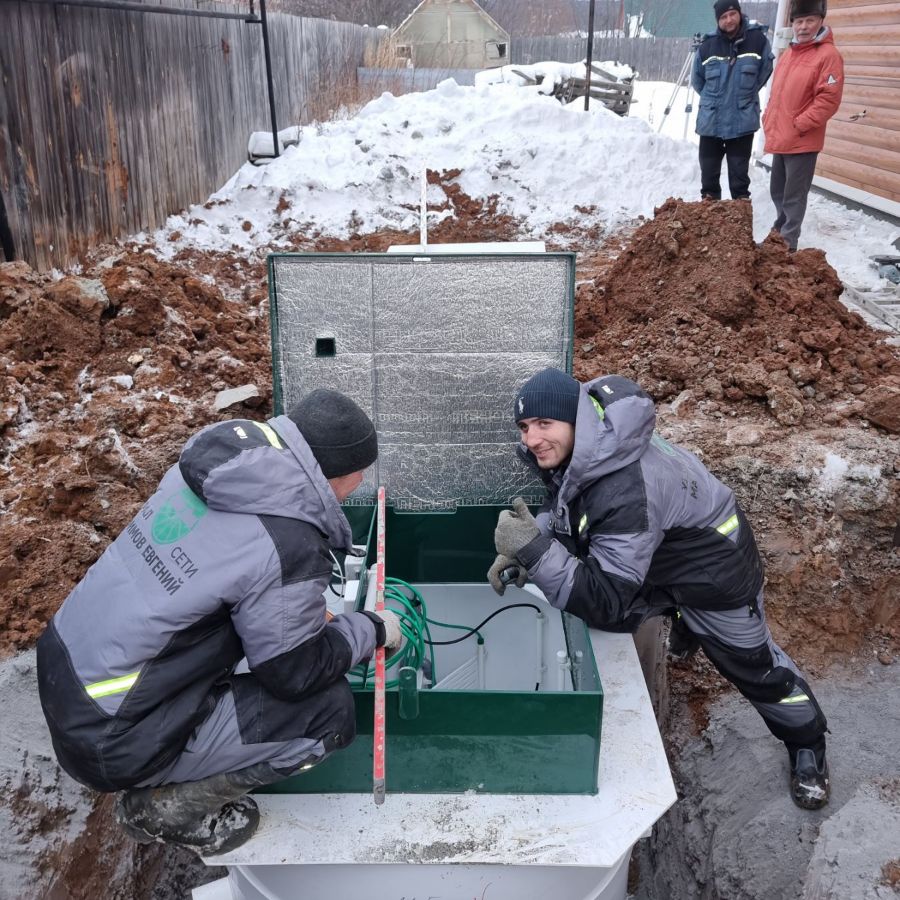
1, 187, 898, 898
575, 198, 900, 431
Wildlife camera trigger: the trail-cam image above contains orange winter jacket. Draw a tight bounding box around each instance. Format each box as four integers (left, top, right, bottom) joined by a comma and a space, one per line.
763, 27, 844, 154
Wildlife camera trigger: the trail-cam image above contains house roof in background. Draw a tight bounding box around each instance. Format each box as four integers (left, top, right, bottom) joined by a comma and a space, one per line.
394, 0, 508, 38
626, 0, 715, 38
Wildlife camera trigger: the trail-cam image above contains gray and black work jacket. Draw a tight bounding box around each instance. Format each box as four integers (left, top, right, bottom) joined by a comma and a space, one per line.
692, 18, 774, 139
516, 376, 763, 631
37, 415, 378, 791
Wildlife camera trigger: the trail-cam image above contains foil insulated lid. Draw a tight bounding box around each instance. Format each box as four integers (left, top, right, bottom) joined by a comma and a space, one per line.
269, 252, 574, 509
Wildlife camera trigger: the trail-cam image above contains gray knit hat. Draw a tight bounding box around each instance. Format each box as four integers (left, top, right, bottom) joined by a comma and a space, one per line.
514, 368, 581, 424
288, 389, 378, 479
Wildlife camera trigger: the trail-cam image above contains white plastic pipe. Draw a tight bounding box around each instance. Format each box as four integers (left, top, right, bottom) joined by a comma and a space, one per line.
556, 650, 569, 691
420, 162, 428, 248
535, 611, 545, 690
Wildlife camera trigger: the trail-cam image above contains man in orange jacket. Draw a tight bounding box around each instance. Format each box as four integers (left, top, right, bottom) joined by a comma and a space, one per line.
762, 0, 844, 250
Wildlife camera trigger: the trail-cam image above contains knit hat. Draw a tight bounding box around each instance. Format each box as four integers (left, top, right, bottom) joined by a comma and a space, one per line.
514, 368, 581, 424
714, 0, 741, 20
288, 389, 378, 479
790, 0, 826, 19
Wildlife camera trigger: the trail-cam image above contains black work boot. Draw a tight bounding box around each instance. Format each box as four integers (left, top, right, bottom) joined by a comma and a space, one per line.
789, 746, 830, 810
116, 762, 287, 855
667, 614, 700, 662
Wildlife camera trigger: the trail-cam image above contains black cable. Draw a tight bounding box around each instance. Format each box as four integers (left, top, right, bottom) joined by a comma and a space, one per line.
425, 603, 542, 646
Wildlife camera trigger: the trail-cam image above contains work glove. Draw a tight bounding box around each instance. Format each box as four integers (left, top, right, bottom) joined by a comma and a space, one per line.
361, 608, 403, 652
376, 609, 403, 652
487, 554, 528, 596
494, 497, 541, 561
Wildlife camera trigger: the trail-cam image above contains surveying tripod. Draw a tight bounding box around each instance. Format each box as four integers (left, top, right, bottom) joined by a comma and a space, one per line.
657, 33, 704, 138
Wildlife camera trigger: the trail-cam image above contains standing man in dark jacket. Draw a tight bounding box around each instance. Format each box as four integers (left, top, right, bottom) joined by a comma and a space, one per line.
692, 0, 774, 200
37, 389, 401, 855
488, 369, 830, 809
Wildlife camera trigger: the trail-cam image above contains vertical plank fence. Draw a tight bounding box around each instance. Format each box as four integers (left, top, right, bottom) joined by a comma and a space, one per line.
0, 0, 383, 270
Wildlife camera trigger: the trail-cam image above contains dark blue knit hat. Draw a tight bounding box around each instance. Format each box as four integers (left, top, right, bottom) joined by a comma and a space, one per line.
714, 0, 741, 19
514, 368, 581, 424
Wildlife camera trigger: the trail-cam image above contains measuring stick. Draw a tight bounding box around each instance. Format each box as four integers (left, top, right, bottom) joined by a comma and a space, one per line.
373, 486, 387, 806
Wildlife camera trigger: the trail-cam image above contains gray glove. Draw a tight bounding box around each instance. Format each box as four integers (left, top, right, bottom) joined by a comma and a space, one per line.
377, 609, 403, 652
487, 554, 528, 596
494, 497, 541, 561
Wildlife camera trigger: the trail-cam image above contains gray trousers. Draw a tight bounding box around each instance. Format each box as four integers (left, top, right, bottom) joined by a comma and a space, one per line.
770, 152, 819, 251
679, 589, 827, 753
137, 674, 356, 787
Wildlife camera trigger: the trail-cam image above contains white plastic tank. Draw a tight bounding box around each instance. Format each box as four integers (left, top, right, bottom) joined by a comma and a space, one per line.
194, 607, 675, 900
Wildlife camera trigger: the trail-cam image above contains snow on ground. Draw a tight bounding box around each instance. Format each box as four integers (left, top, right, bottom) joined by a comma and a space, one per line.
155, 77, 899, 292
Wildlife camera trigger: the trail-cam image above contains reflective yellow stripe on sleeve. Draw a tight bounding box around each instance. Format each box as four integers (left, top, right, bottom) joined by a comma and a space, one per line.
254, 422, 284, 449
778, 694, 810, 705
85, 672, 140, 699
590, 396, 605, 420
716, 514, 739, 536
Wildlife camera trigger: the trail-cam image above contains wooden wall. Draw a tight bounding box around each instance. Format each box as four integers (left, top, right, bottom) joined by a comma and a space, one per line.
0, 1, 383, 270
818, 0, 900, 207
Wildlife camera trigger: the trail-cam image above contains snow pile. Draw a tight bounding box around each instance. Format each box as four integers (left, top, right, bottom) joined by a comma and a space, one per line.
474, 58, 634, 90
155, 78, 697, 257
153, 76, 899, 291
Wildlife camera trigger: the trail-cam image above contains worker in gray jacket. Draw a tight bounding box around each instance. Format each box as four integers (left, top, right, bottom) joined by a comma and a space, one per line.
37, 389, 401, 854
489, 369, 830, 809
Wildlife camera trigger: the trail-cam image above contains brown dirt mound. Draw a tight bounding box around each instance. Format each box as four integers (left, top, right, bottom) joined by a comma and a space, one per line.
0, 253, 273, 654
574, 198, 900, 432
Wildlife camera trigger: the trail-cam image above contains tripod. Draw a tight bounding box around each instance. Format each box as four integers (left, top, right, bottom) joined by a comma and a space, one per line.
657, 35, 702, 139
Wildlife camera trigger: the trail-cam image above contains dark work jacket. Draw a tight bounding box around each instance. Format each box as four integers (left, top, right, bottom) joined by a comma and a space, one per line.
517, 376, 764, 633
692, 18, 774, 139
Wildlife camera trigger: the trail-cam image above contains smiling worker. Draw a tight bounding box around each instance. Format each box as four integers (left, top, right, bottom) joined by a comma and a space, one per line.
488, 368, 831, 809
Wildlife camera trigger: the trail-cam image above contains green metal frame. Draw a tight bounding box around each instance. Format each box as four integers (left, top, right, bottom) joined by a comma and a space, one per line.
265, 685, 602, 795
261, 503, 604, 796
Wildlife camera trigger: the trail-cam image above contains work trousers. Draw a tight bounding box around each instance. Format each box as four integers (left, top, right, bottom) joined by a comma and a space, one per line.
137, 674, 356, 787
770, 151, 818, 251
699, 134, 755, 200
678, 589, 828, 755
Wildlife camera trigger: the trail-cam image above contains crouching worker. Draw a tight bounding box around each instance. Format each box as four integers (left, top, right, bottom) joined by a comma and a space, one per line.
489, 369, 830, 809
37, 389, 401, 855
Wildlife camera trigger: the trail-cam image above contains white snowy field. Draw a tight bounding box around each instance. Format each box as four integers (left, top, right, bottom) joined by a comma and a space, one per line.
154, 76, 899, 291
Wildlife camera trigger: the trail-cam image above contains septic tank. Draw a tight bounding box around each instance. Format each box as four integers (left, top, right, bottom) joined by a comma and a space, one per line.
193, 249, 676, 900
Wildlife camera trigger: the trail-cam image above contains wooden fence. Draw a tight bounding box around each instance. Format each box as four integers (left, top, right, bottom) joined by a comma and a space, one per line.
511, 34, 695, 82
0, 0, 383, 270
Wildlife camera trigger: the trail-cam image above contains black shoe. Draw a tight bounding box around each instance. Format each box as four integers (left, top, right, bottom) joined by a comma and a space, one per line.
114, 762, 288, 855
789, 748, 830, 810
667, 615, 700, 661
117, 791, 260, 855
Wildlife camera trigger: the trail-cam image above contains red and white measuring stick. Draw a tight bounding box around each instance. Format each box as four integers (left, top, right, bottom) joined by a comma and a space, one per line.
373, 486, 387, 806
